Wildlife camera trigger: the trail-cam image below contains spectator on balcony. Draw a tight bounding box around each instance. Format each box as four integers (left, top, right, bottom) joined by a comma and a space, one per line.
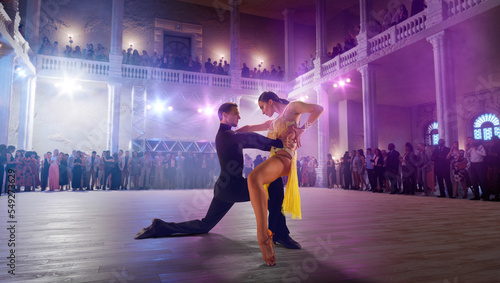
277, 66, 284, 81
83, 43, 95, 60
38, 36, 52, 55
129, 49, 140, 65
140, 50, 150, 66
63, 45, 72, 58
308, 54, 315, 70
241, 63, 250, 78
212, 61, 218, 74
399, 4, 409, 23
150, 51, 160, 68
411, 0, 427, 16
270, 65, 277, 80
159, 52, 168, 68
216, 62, 224, 75
205, 58, 213, 73
390, 8, 399, 26
193, 56, 202, 72
344, 33, 356, 52
381, 9, 392, 31
95, 44, 107, 61
261, 68, 269, 80
51, 41, 59, 56
223, 60, 230, 75
72, 46, 82, 59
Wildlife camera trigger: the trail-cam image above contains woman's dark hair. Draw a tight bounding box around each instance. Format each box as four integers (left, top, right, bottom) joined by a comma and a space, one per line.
357, 149, 364, 157
405, 142, 414, 152
258, 91, 289, 105
375, 148, 382, 157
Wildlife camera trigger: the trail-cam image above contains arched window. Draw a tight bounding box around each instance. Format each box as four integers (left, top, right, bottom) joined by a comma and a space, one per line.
425, 122, 439, 145
473, 113, 500, 140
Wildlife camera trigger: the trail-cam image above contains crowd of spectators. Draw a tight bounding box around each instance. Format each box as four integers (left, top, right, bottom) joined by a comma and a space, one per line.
38, 36, 108, 61
328, 137, 500, 201
241, 62, 284, 81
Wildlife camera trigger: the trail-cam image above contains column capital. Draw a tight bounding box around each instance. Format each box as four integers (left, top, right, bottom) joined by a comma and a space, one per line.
357, 63, 378, 75
282, 8, 296, 17
426, 31, 445, 48
228, 0, 242, 7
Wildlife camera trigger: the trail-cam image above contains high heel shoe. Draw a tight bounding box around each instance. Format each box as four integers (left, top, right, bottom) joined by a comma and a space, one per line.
258, 229, 276, 266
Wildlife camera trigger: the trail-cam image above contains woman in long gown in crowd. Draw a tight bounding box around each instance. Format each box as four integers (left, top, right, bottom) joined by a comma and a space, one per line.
236, 91, 324, 266
72, 152, 83, 191
48, 149, 60, 191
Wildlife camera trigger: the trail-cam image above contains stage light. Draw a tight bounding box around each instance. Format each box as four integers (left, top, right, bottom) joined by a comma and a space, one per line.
146, 104, 152, 110
346, 78, 351, 83
205, 107, 214, 115
305, 95, 309, 99
333, 83, 338, 88
198, 108, 203, 113
54, 78, 82, 94
168, 106, 173, 111
339, 80, 345, 86
153, 102, 164, 112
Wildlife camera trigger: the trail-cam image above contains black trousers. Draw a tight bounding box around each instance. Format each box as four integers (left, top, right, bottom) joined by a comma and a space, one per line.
469, 162, 489, 198
435, 165, 453, 197
152, 177, 290, 239
343, 170, 352, 190
367, 169, 376, 190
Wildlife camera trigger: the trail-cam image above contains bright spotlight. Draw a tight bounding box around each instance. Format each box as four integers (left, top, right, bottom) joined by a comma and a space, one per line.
346, 78, 351, 83
205, 107, 214, 115
168, 106, 173, 111
198, 108, 203, 113
54, 79, 81, 93
333, 83, 338, 88
305, 95, 309, 99
153, 102, 165, 112
339, 80, 345, 86
146, 104, 152, 110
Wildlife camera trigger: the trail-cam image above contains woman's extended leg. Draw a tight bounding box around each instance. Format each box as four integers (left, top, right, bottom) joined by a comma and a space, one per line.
247, 154, 290, 266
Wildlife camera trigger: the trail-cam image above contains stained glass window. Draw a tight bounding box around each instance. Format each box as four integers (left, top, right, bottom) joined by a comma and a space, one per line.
473, 114, 500, 141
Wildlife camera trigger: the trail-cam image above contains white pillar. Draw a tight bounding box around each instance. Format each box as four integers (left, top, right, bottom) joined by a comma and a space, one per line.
107, 83, 122, 153
229, 0, 241, 89
24, 0, 41, 53
358, 64, 378, 149
315, 84, 330, 187
18, 76, 37, 150
109, 0, 124, 78
426, 0, 445, 27
283, 8, 295, 82
356, 0, 372, 57
315, 0, 327, 64
0, 54, 16, 145
427, 31, 458, 146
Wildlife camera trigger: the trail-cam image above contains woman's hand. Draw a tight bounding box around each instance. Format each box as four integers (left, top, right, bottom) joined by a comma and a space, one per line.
293, 125, 306, 148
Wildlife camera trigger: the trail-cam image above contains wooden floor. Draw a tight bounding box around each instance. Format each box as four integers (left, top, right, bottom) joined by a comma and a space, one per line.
1, 187, 500, 283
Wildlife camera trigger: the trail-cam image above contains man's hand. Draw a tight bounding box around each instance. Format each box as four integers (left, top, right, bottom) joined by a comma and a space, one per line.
293, 125, 306, 148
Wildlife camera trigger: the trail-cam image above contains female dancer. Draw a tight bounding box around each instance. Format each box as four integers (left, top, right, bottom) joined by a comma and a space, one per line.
236, 91, 323, 266
48, 149, 60, 191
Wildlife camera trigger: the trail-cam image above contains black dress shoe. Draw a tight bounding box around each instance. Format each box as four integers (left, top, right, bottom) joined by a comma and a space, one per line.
470, 197, 480, 200
134, 219, 159, 239
273, 235, 301, 249
437, 195, 446, 198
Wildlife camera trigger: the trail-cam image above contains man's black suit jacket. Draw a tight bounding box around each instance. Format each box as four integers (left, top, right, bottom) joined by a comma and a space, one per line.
214, 123, 283, 203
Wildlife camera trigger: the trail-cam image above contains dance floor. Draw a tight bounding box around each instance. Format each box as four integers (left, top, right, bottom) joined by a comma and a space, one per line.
1, 187, 499, 283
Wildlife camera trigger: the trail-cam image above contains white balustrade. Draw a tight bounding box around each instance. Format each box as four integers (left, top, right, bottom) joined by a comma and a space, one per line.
369, 30, 392, 53
321, 56, 339, 76
122, 65, 149, 79
447, 0, 484, 17
339, 47, 358, 68
395, 10, 427, 41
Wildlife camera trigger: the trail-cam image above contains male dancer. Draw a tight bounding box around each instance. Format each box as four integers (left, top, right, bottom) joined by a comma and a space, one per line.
135, 102, 300, 249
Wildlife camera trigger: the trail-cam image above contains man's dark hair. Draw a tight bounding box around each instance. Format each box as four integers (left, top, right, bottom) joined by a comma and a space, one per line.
217, 102, 238, 121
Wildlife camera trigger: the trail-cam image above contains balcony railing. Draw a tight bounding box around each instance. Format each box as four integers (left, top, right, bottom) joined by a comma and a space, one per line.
37, 55, 287, 92
447, 0, 486, 17
395, 10, 427, 41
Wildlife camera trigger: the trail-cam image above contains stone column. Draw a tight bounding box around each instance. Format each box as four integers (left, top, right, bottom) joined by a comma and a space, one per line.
109, 0, 124, 78
0, 54, 16, 145
3, 0, 20, 35
107, 83, 122, 153
358, 64, 378, 149
356, 0, 372, 58
315, 0, 327, 65
427, 31, 458, 146
24, 0, 41, 53
283, 8, 295, 82
18, 76, 37, 150
315, 84, 330, 187
229, 0, 241, 89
